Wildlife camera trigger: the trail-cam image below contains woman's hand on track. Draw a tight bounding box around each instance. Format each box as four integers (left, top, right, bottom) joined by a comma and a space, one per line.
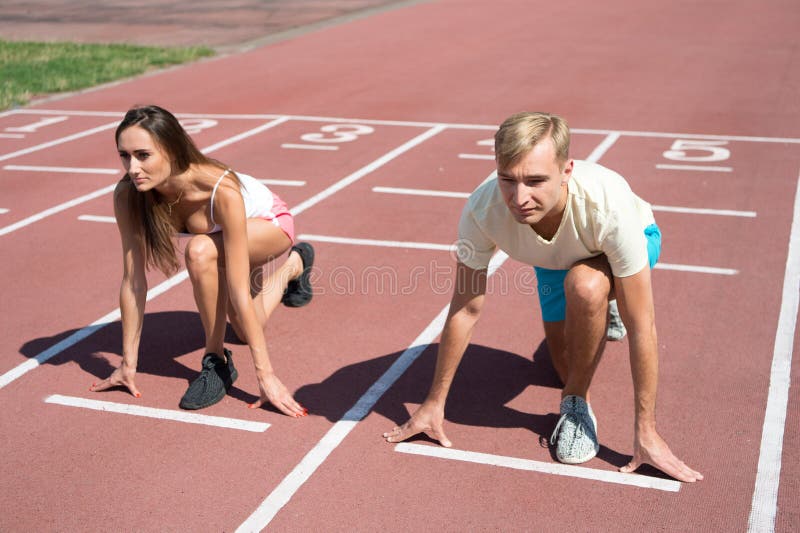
249, 372, 307, 418
89, 364, 141, 398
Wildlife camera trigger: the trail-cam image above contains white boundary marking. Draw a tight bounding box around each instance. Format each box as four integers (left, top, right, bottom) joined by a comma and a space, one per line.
585, 132, 621, 162
0, 133, 25, 139
259, 179, 306, 187
0, 121, 119, 162
458, 153, 494, 160
394, 443, 681, 492
10, 109, 800, 143
373, 186, 469, 198
236, 244, 509, 532
656, 164, 733, 172
372, 186, 756, 218
45, 395, 270, 432
281, 143, 338, 151
651, 205, 756, 218
0, 184, 117, 236
78, 215, 115, 223
3, 164, 119, 174
298, 233, 453, 251
654, 262, 738, 275
747, 172, 800, 532
0, 208, 9, 214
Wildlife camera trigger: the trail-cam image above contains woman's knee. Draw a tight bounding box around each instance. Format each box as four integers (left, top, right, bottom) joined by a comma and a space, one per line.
184, 236, 220, 274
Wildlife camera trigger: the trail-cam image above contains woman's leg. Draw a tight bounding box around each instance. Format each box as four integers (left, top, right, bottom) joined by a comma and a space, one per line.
184, 234, 228, 355
226, 219, 303, 339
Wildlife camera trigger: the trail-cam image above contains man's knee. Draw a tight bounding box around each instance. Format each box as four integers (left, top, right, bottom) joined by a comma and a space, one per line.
184, 236, 219, 274
564, 267, 610, 313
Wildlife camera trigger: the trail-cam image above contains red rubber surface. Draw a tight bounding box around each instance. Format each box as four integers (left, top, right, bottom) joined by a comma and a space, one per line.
1, 1, 799, 531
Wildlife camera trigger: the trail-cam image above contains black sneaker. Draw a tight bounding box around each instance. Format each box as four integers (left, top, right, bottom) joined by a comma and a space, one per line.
179, 348, 238, 410
281, 242, 315, 308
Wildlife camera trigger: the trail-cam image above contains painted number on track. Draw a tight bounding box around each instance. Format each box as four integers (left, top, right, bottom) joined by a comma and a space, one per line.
179, 119, 218, 135
283, 124, 375, 151
658, 139, 732, 172
459, 138, 495, 160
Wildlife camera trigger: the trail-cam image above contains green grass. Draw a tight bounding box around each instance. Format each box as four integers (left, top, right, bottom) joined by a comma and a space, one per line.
0, 39, 214, 110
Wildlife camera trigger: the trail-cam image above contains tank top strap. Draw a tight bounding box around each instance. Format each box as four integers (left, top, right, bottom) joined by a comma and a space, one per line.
209, 169, 230, 226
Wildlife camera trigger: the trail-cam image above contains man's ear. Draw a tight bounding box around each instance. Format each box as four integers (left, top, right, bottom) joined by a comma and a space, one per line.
561, 159, 574, 184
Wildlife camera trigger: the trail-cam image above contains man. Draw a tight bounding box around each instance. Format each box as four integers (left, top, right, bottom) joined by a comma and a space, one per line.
383, 112, 702, 482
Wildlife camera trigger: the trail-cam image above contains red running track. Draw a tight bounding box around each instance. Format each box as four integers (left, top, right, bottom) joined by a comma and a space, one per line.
1, 1, 799, 531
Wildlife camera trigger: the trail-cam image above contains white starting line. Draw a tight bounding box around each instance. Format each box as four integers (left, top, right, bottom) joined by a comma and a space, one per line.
45, 394, 270, 432
394, 443, 681, 492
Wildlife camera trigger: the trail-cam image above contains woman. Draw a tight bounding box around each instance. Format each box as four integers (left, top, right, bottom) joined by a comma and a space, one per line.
90, 105, 313, 418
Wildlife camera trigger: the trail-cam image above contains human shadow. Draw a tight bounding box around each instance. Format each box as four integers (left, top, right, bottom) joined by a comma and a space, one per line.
295, 339, 625, 467
18, 310, 260, 405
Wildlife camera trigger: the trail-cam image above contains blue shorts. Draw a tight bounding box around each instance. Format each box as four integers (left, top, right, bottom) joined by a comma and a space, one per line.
534, 223, 662, 322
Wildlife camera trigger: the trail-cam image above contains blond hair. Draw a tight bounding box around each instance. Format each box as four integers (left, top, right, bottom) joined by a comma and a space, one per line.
494, 112, 570, 169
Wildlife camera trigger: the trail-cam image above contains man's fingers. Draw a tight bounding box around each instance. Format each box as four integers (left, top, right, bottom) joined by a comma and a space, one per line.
429, 427, 452, 448
619, 458, 640, 474
384, 423, 417, 443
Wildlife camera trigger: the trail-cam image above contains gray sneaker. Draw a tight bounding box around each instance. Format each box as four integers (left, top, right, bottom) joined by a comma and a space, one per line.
606, 299, 627, 341
550, 395, 599, 464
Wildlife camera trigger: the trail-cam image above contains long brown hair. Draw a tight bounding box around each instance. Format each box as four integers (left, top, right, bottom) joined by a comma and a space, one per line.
115, 105, 226, 275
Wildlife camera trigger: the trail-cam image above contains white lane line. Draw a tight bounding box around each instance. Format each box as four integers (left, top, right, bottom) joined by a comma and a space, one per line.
298, 233, 737, 275
281, 143, 338, 151
654, 263, 738, 275
655, 164, 732, 172
15, 109, 800, 143
236, 247, 509, 532
372, 186, 756, 218
373, 186, 470, 199
585, 132, 621, 162
0, 271, 189, 390
0, 184, 117, 237
3, 164, 119, 174
651, 205, 756, 218
45, 395, 270, 432
298, 234, 453, 251
290, 125, 446, 216
747, 172, 800, 532
259, 179, 306, 187
395, 443, 680, 492
201, 116, 291, 153
78, 215, 115, 223
0, 133, 25, 139
458, 153, 494, 160
5, 115, 68, 132
0, 121, 119, 162
0, 208, 9, 214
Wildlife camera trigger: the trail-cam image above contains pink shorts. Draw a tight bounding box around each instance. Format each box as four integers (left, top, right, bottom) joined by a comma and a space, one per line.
261, 192, 295, 245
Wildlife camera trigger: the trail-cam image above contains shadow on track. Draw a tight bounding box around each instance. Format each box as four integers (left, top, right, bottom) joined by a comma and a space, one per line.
17, 310, 264, 405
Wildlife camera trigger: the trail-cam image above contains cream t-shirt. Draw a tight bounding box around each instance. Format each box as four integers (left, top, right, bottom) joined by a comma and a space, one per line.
457, 160, 655, 277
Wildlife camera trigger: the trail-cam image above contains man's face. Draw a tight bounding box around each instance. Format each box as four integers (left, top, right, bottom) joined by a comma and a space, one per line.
496, 137, 572, 226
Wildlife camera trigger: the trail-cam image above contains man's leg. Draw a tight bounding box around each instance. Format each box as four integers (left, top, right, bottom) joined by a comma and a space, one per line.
545, 256, 612, 464
560, 256, 612, 398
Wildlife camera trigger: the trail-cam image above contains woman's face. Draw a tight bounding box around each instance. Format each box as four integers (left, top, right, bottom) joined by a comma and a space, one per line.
117, 125, 173, 191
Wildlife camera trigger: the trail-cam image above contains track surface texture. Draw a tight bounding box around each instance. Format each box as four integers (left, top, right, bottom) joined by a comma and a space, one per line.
1, 1, 799, 532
